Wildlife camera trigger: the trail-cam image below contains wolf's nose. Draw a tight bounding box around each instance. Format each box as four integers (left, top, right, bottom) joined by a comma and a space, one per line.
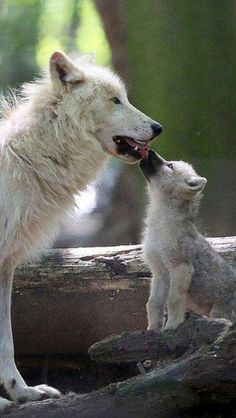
151, 123, 163, 136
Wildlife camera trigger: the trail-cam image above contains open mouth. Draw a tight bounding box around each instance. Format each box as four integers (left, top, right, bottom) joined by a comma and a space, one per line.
113, 136, 150, 159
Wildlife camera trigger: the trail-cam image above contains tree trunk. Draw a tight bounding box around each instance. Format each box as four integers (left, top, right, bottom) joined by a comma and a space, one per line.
94, 0, 129, 82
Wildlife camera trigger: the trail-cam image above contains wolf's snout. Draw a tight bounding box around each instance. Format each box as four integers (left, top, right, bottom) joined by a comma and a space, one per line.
151, 123, 163, 136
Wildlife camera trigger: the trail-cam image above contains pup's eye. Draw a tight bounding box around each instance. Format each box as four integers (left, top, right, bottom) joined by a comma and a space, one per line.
167, 163, 174, 170
111, 96, 121, 104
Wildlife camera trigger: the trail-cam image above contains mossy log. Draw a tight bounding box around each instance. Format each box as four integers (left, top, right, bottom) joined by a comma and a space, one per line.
89, 313, 231, 363
7, 321, 236, 418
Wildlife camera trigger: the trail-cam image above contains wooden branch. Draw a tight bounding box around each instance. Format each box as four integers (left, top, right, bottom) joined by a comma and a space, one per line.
7, 323, 236, 418
89, 313, 231, 363
12, 236, 236, 355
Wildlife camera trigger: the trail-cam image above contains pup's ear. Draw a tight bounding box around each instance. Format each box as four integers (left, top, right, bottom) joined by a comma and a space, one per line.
186, 176, 207, 193
49, 51, 84, 90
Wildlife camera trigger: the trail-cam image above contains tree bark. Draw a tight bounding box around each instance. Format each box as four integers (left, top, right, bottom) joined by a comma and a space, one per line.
7, 322, 236, 418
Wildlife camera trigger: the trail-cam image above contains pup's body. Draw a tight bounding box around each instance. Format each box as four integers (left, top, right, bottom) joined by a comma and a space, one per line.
0, 51, 162, 411
140, 151, 236, 331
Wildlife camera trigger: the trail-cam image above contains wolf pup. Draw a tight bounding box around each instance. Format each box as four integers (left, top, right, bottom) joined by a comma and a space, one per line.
0, 51, 162, 411
140, 150, 236, 331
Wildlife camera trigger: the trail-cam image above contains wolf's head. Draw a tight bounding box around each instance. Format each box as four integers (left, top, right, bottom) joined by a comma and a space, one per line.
140, 150, 207, 201
49, 51, 162, 163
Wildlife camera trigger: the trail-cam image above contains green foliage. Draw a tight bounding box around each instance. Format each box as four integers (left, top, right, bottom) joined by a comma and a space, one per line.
36, 0, 71, 66
37, 0, 110, 68
126, 0, 236, 159
0, 0, 42, 89
77, 0, 111, 65
0, 0, 110, 87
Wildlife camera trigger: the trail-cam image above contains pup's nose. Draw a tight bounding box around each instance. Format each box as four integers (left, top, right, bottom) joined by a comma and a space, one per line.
151, 123, 163, 136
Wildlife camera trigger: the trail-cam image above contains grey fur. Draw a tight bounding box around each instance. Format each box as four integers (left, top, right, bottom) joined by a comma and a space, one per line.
141, 151, 236, 330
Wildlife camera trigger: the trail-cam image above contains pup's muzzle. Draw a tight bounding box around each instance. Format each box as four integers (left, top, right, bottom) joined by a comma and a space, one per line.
139, 150, 165, 179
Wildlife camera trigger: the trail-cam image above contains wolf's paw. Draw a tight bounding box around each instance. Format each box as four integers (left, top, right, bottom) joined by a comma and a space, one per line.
164, 319, 183, 330
147, 324, 161, 332
0, 396, 14, 413
12, 384, 61, 404
147, 320, 163, 332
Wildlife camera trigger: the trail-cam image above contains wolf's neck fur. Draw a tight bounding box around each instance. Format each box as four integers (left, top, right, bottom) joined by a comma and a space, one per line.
1, 83, 107, 202
0, 83, 108, 261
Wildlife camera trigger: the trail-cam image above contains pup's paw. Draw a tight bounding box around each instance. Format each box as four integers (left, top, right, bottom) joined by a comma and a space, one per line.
0, 397, 14, 413
12, 384, 61, 404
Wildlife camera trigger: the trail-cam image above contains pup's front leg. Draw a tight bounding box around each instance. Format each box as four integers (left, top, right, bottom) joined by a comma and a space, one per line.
0, 259, 61, 406
147, 271, 170, 332
165, 263, 194, 329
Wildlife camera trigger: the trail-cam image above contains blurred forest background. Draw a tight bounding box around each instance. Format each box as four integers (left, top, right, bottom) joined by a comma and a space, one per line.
0, 0, 235, 246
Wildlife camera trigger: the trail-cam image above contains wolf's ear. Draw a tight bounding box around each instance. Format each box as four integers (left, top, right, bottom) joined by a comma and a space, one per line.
77, 52, 96, 65
49, 51, 84, 90
186, 176, 207, 193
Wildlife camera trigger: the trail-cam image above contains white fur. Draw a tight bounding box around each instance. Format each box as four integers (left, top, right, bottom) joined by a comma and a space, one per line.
0, 51, 159, 410
142, 154, 236, 331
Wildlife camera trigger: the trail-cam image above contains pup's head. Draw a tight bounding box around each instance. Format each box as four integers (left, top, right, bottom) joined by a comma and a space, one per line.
140, 150, 207, 201
49, 51, 163, 163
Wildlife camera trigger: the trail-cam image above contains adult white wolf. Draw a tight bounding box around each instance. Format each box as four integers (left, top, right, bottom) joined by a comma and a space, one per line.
0, 51, 162, 411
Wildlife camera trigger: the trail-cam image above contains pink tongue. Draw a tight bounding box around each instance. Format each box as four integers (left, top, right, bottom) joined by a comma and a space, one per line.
124, 139, 149, 158
139, 148, 149, 159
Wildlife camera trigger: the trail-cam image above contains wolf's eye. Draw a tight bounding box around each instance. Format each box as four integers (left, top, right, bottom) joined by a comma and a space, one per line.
111, 96, 121, 104
167, 163, 174, 170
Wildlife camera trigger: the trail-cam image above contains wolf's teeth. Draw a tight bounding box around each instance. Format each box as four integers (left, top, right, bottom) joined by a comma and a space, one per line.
135, 146, 139, 151
116, 139, 120, 143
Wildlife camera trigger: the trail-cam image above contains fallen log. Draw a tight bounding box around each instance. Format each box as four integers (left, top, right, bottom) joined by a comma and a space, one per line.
89, 313, 231, 363
12, 236, 236, 355
7, 322, 236, 418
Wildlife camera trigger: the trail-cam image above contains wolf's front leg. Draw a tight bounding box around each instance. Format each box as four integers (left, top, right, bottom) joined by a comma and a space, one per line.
147, 271, 170, 332
0, 260, 61, 405
165, 263, 194, 329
